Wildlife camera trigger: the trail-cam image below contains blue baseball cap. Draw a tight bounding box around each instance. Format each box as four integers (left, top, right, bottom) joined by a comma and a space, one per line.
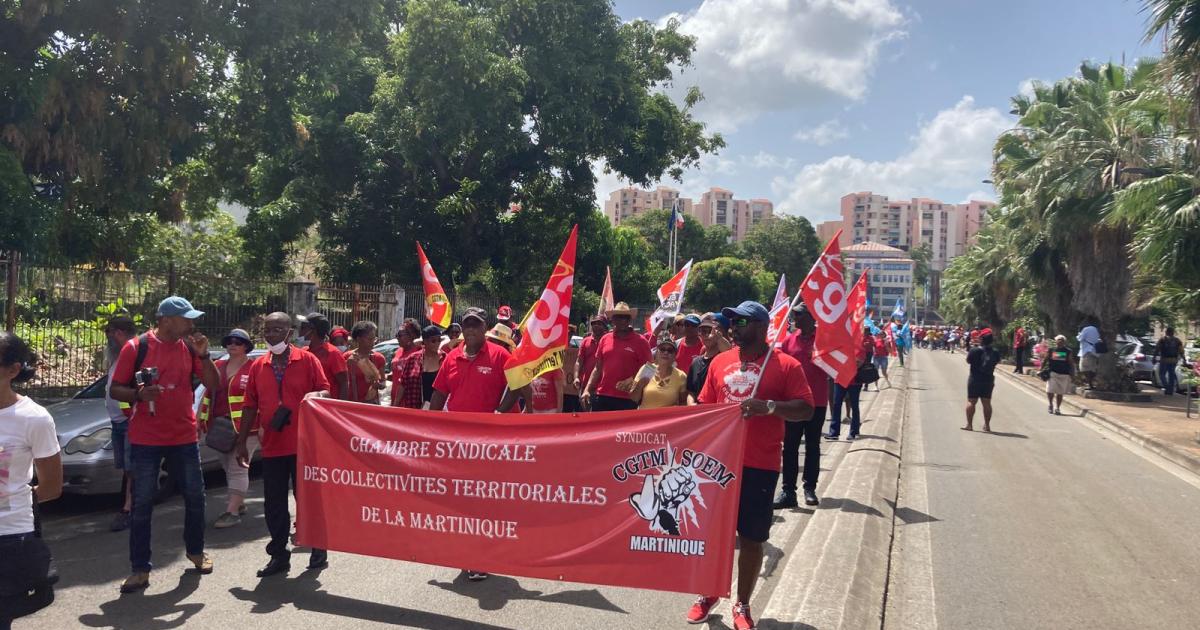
157, 296, 203, 319
683, 314, 702, 326
721, 300, 770, 323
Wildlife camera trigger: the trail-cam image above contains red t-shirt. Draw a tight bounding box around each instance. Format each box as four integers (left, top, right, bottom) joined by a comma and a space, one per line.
675, 337, 704, 373
578, 335, 602, 385
243, 350, 330, 457
594, 332, 653, 399
344, 350, 386, 403
432, 342, 513, 413
211, 358, 254, 425
305, 341, 348, 400
112, 331, 204, 446
529, 370, 562, 412
780, 331, 829, 406
698, 348, 813, 471
389, 345, 422, 405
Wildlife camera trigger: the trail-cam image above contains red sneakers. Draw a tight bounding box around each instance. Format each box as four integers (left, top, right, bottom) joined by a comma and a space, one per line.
732, 601, 756, 630
686, 596, 719, 624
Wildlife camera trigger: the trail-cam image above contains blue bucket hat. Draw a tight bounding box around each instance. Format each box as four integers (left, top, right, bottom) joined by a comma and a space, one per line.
157, 296, 204, 319
721, 300, 770, 323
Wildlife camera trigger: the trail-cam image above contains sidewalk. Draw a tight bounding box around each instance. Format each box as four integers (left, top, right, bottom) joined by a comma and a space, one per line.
997, 367, 1200, 476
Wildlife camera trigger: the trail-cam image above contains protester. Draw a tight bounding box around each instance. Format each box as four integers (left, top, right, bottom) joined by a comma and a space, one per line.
776, 303, 829, 508
427, 307, 524, 581
329, 327, 351, 353
102, 315, 137, 532
397, 325, 447, 409
1156, 327, 1184, 396
344, 321, 386, 404
232, 313, 330, 577
1012, 325, 1028, 374
689, 300, 814, 630
0, 333, 62, 628
198, 328, 256, 528
628, 337, 688, 409
826, 325, 874, 441
1042, 335, 1075, 414
573, 316, 608, 410
873, 331, 891, 389
299, 313, 349, 400
485, 323, 516, 352
964, 328, 1002, 432
110, 297, 220, 593
669, 314, 686, 343
583, 303, 653, 412
529, 367, 566, 413
1076, 320, 1101, 389
439, 322, 463, 353
390, 319, 423, 405
561, 334, 582, 413
496, 305, 521, 345
675, 313, 704, 372
686, 313, 730, 404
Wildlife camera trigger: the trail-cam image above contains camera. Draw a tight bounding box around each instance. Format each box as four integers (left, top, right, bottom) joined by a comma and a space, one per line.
135, 367, 159, 415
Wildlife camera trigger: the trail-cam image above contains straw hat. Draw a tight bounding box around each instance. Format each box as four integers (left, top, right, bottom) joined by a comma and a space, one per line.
606, 301, 637, 317
485, 323, 516, 350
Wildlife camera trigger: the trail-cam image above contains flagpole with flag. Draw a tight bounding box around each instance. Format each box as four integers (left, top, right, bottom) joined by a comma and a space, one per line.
649, 259, 693, 333
598, 266, 615, 317
416, 242, 453, 328
504, 226, 579, 390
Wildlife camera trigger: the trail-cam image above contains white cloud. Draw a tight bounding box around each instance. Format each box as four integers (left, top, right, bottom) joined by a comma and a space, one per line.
662, 0, 907, 132
745, 151, 796, 170
793, 119, 850, 145
771, 96, 1012, 220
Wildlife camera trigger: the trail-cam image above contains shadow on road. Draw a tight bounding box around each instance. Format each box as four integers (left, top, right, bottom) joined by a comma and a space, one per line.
77, 572, 204, 629
427, 572, 627, 614
883, 499, 941, 525
980, 430, 1028, 439
819, 497, 883, 517
227, 571, 514, 629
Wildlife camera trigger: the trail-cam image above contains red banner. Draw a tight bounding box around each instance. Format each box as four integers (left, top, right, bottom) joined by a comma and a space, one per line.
295, 400, 747, 596
416, 242, 452, 328
801, 231, 859, 387
505, 226, 577, 389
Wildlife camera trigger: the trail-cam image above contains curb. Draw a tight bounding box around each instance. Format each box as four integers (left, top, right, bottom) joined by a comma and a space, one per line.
995, 369, 1200, 478
760, 364, 908, 629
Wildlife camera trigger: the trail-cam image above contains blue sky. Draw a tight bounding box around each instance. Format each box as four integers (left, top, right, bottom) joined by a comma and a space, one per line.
597, 0, 1160, 223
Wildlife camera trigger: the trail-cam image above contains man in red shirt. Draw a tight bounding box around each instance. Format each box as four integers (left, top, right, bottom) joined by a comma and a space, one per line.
299, 312, 349, 400
110, 296, 221, 593
427, 307, 523, 582
573, 316, 608, 409
776, 303, 830, 508
675, 313, 704, 372
582, 302, 653, 412
690, 300, 814, 630
235, 312, 331, 577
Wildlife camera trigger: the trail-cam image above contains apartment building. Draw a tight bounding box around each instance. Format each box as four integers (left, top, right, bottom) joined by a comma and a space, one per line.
602, 186, 772, 242
843, 241, 914, 314
603, 186, 692, 226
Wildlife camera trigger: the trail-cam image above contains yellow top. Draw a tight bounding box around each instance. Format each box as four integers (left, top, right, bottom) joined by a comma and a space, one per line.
639, 367, 688, 409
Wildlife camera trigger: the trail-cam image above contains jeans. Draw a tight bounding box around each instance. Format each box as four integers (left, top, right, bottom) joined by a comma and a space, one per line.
828, 384, 862, 438
781, 406, 826, 493
1159, 361, 1179, 396
129, 443, 206, 573
263, 455, 324, 559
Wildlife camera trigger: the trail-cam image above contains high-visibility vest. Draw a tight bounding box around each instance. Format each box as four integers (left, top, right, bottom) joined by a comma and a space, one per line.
199, 359, 250, 431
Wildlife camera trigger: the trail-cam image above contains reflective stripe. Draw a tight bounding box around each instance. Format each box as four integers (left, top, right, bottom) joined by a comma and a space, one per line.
228, 396, 245, 403
230, 410, 243, 419
118, 402, 131, 410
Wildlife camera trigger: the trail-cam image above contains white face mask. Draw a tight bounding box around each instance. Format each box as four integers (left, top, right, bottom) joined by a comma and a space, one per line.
294, 337, 310, 349
335, 344, 348, 352
268, 340, 289, 355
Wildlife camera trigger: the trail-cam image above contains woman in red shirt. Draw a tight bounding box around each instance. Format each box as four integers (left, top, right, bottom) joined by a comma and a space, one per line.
199, 329, 256, 528
389, 319, 423, 406
344, 321, 386, 404
396, 326, 446, 409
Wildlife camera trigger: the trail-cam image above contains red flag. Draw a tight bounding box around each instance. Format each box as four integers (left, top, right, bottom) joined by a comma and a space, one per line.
766, 300, 790, 348
598, 266, 615, 316
505, 226, 578, 389
650, 259, 693, 331
770, 274, 789, 312
846, 272, 869, 382
800, 230, 861, 387
416, 242, 452, 328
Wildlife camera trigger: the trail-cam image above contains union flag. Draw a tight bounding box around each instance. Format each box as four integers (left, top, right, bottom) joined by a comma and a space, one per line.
505, 226, 578, 390
416, 242, 452, 328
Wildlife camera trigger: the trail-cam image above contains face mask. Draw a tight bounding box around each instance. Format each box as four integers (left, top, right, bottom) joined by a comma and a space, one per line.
268, 340, 289, 355
294, 338, 310, 349
336, 345, 348, 352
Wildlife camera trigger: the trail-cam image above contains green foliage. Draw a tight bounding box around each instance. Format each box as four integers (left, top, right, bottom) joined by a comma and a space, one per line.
687, 257, 772, 314
134, 211, 247, 278
89, 300, 146, 333
737, 216, 821, 287
621, 209, 733, 268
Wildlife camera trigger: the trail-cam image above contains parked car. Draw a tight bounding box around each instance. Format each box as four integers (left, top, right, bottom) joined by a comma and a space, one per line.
374, 339, 400, 374
1116, 335, 1158, 385
52, 349, 264, 497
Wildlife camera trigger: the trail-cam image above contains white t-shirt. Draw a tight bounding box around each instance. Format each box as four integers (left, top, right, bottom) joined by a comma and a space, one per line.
0, 396, 60, 535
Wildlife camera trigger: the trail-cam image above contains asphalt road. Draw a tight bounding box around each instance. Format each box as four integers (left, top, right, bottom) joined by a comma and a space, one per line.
887, 349, 1200, 630
15, 389, 886, 630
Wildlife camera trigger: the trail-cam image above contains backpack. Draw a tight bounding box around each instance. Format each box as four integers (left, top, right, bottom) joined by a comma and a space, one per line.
127, 332, 198, 386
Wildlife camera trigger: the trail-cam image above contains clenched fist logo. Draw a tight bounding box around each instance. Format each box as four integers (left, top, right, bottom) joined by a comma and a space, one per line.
629, 467, 698, 536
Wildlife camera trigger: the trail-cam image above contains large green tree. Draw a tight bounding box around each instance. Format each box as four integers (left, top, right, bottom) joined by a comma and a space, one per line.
621, 208, 733, 269
737, 215, 821, 288
686, 257, 773, 314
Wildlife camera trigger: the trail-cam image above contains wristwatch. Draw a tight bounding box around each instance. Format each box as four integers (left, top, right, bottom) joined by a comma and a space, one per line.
766, 400, 777, 415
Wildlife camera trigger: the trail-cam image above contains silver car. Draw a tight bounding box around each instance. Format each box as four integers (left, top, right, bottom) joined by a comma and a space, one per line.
52, 350, 264, 497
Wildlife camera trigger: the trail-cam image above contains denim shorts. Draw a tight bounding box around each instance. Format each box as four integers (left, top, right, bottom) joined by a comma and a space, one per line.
110, 421, 131, 470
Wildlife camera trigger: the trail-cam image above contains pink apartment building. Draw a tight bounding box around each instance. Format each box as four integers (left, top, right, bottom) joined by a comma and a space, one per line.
603, 186, 772, 242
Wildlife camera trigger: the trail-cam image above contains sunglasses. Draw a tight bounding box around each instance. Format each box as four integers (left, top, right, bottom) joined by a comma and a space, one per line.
658, 347, 677, 354
731, 317, 752, 328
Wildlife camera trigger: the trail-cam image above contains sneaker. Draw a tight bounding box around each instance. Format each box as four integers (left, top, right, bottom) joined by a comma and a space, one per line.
1055, 408, 1062, 415
772, 491, 798, 510
732, 601, 756, 630
803, 488, 820, 506
466, 570, 489, 581
846, 434, 857, 442
237, 504, 248, 516
824, 434, 839, 441
186, 552, 213, 574
110, 510, 131, 532
120, 572, 150, 593
686, 596, 719, 624
213, 512, 241, 529
1048, 404, 1054, 414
